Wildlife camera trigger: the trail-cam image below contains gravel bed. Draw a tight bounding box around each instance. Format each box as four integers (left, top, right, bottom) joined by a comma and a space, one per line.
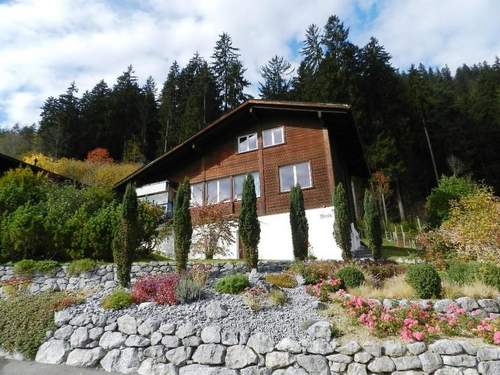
65, 285, 321, 342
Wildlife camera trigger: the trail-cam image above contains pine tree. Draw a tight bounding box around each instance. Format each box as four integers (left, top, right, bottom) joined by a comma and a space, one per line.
333, 183, 352, 260
211, 32, 249, 111
173, 179, 192, 272
239, 174, 260, 270
159, 61, 181, 153
301, 24, 323, 73
259, 55, 294, 99
363, 189, 382, 259
112, 183, 139, 288
289, 185, 308, 260
139, 76, 161, 161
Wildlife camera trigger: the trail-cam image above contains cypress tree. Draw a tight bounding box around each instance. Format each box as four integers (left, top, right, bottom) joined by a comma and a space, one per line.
239, 174, 260, 270
333, 183, 352, 260
173, 179, 192, 272
289, 185, 308, 260
363, 189, 382, 259
112, 183, 139, 288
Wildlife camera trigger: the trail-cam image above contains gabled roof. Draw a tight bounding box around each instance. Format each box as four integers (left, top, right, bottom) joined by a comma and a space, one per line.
0, 152, 76, 183
114, 99, 366, 190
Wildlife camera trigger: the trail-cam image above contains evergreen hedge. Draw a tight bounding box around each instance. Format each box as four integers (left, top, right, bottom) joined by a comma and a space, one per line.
289, 185, 308, 260
173, 179, 192, 272
363, 189, 382, 260
333, 183, 352, 260
239, 174, 260, 270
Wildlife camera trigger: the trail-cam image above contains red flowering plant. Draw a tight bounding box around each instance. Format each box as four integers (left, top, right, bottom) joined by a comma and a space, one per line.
474, 317, 500, 345
305, 277, 344, 299
132, 273, 180, 305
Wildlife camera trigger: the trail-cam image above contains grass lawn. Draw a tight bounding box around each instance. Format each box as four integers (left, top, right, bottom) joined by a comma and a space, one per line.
379, 240, 423, 261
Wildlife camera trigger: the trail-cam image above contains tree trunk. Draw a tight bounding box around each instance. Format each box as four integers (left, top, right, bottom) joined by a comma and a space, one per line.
395, 178, 406, 221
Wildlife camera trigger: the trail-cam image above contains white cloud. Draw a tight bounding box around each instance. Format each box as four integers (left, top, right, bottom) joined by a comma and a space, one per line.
0, 0, 498, 128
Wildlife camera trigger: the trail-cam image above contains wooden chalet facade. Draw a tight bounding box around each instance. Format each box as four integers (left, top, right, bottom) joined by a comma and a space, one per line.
115, 100, 368, 260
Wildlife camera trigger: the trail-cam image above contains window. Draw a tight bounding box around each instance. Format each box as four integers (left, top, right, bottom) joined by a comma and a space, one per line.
279, 162, 312, 192
190, 182, 204, 206
263, 126, 284, 147
237, 132, 258, 153
206, 177, 231, 204
233, 172, 260, 200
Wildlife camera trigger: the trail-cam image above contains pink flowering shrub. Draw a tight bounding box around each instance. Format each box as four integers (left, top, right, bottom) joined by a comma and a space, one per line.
336, 293, 500, 344
132, 273, 180, 305
305, 277, 344, 298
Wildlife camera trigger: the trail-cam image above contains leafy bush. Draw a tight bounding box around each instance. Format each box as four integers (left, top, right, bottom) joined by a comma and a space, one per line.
336, 266, 365, 288
13, 259, 59, 276
67, 258, 98, 275
243, 286, 266, 311
478, 263, 500, 290
265, 273, 298, 288
405, 263, 442, 298
101, 289, 134, 310
132, 274, 180, 305
288, 261, 322, 285
215, 273, 249, 294
175, 275, 203, 303
269, 289, 288, 305
0, 292, 80, 359
426, 175, 477, 227
446, 261, 479, 286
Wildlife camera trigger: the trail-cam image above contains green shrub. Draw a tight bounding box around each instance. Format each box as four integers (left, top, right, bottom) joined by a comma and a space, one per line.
239, 174, 260, 270
173, 179, 192, 273
478, 263, 500, 290
265, 273, 298, 288
333, 183, 352, 260
406, 263, 442, 298
363, 190, 382, 260
289, 261, 321, 285
13, 259, 59, 275
289, 185, 308, 260
215, 273, 250, 294
269, 289, 288, 305
101, 289, 134, 310
446, 261, 479, 285
175, 275, 203, 303
336, 266, 365, 288
0, 292, 76, 358
67, 258, 98, 275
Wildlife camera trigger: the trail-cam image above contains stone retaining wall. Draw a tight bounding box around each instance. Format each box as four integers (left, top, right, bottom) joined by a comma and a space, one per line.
33, 311, 499, 374
0, 261, 290, 294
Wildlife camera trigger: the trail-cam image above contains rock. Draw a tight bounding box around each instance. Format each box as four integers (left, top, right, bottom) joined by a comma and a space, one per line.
307, 339, 334, 355
183, 335, 202, 347
383, 299, 399, 308
176, 322, 196, 338
383, 340, 407, 357
54, 310, 73, 327
429, 339, 463, 355
392, 356, 422, 371
265, 351, 295, 369
35, 339, 69, 364
125, 335, 150, 347
99, 331, 126, 349
434, 367, 463, 375
442, 354, 476, 367
138, 318, 160, 336
311, 301, 328, 310
179, 364, 237, 375
54, 325, 74, 340
240, 366, 273, 375
458, 341, 478, 356
347, 362, 368, 375
151, 331, 163, 345
89, 327, 104, 341
419, 351, 443, 373
202, 325, 222, 344
165, 346, 193, 365
225, 345, 259, 369
144, 345, 164, 360
456, 297, 479, 312
337, 341, 361, 355
160, 322, 176, 335
463, 369, 479, 375
91, 314, 107, 327
276, 338, 302, 354
296, 354, 330, 375
162, 335, 181, 348
407, 342, 427, 355
100, 349, 120, 372
306, 321, 331, 340
327, 353, 353, 363
478, 360, 500, 375
478, 299, 499, 313
66, 347, 105, 367
368, 356, 396, 373
239, 329, 250, 345
104, 323, 117, 332
116, 347, 140, 374
70, 327, 89, 348
354, 351, 373, 363
192, 344, 226, 365
477, 347, 500, 361
138, 302, 155, 310
117, 315, 137, 335
329, 361, 347, 372
221, 329, 239, 345
247, 333, 275, 354
434, 299, 454, 313
206, 302, 229, 319
138, 359, 177, 375
362, 342, 383, 357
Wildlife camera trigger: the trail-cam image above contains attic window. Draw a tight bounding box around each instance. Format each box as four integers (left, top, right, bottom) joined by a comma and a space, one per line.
263, 126, 284, 147
237, 132, 258, 153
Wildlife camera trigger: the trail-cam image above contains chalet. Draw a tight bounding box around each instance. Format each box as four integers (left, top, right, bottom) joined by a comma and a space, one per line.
115, 100, 369, 260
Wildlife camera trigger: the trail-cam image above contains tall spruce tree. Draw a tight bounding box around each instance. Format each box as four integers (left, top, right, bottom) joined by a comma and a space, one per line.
363, 189, 382, 259
173, 179, 192, 272
259, 55, 294, 99
159, 61, 181, 153
289, 185, 308, 260
333, 183, 352, 260
139, 76, 160, 161
239, 174, 260, 270
112, 183, 139, 288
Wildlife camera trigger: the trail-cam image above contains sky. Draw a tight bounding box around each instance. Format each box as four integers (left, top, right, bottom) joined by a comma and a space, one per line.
0, 0, 499, 128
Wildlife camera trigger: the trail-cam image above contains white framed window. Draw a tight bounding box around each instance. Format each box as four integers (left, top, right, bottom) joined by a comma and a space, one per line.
190, 182, 204, 206
233, 172, 261, 200
279, 161, 312, 192
263, 126, 285, 147
237, 132, 258, 153
206, 177, 231, 204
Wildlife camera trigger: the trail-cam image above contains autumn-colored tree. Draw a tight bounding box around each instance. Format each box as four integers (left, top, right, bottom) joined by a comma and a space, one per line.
86, 148, 113, 163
